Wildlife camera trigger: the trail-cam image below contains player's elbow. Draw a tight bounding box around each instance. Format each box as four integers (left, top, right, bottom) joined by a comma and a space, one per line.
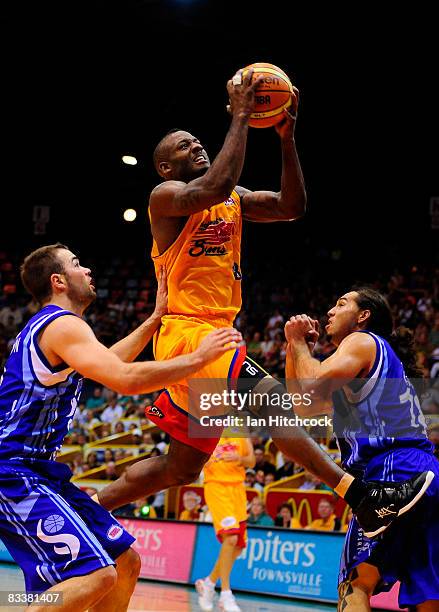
282, 192, 307, 221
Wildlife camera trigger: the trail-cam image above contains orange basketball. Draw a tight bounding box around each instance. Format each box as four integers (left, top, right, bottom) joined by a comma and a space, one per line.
241, 62, 294, 128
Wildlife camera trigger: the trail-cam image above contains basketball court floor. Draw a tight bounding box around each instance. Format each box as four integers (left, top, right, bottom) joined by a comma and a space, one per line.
0, 562, 336, 611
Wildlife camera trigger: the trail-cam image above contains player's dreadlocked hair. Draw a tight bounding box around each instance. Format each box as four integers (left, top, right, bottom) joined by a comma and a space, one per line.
353, 286, 423, 379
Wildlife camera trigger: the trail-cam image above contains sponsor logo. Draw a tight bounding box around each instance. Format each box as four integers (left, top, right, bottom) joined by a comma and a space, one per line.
189, 219, 235, 257
147, 405, 164, 419
107, 524, 124, 541
220, 516, 237, 528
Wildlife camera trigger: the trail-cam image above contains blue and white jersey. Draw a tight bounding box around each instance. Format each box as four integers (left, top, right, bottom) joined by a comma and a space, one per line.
0, 305, 83, 462
333, 330, 433, 477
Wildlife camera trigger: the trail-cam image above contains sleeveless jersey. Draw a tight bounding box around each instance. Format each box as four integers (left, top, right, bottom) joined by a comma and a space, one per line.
203, 437, 247, 484
332, 330, 433, 476
0, 305, 83, 462
151, 190, 242, 323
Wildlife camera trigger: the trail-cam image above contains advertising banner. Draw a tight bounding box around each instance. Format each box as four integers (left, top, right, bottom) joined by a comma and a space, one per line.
191, 523, 344, 602
119, 519, 196, 583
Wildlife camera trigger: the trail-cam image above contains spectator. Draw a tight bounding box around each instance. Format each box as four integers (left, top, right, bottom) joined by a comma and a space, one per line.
151, 431, 167, 454
100, 424, 111, 438
306, 498, 341, 531
121, 497, 157, 519
114, 421, 125, 434
274, 503, 302, 529
265, 472, 275, 487
149, 447, 162, 458
248, 498, 274, 526
299, 470, 330, 491
104, 449, 114, 463
245, 468, 257, 488
0, 301, 23, 328
253, 470, 266, 494
114, 449, 126, 462
151, 490, 166, 518
179, 490, 202, 521
275, 454, 295, 480
101, 395, 124, 424
253, 445, 276, 475
85, 386, 105, 411
86, 451, 99, 469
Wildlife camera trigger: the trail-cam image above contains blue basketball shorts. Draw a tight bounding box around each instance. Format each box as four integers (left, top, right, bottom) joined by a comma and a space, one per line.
0, 459, 135, 594
339, 448, 439, 607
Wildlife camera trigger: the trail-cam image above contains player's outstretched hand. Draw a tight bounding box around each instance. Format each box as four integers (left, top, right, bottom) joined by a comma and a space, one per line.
152, 266, 168, 319
274, 86, 299, 139
195, 327, 243, 365
226, 68, 265, 120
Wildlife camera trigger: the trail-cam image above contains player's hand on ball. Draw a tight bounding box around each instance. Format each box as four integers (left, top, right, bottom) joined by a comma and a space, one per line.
275, 88, 299, 138
226, 68, 265, 120
152, 266, 168, 319
196, 328, 243, 365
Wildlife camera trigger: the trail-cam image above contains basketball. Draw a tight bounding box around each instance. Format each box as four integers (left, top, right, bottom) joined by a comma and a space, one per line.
242, 62, 294, 128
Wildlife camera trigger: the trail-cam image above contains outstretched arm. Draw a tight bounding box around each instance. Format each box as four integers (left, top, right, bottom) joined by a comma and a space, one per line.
42, 316, 242, 395
149, 69, 264, 220
109, 267, 168, 362
239, 89, 306, 222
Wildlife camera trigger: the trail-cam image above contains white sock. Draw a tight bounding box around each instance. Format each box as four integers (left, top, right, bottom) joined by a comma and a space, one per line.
220, 590, 232, 597
205, 577, 215, 588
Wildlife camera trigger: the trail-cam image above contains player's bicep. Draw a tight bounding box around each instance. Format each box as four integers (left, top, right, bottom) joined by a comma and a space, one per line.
45, 317, 126, 390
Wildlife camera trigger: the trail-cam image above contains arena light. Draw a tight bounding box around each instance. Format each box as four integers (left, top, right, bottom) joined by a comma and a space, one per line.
121, 155, 137, 165
123, 208, 137, 222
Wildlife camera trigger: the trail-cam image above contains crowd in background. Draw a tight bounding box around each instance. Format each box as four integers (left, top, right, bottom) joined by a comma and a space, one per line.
1, 250, 439, 530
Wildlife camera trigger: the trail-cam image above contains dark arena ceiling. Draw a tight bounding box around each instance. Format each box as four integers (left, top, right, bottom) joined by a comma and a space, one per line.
1, 0, 438, 271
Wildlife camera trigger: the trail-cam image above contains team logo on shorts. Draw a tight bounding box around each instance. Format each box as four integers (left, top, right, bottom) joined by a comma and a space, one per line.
37, 515, 80, 570
107, 524, 124, 541
147, 405, 164, 419
220, 516, 237, 528
43, 514, 65, 533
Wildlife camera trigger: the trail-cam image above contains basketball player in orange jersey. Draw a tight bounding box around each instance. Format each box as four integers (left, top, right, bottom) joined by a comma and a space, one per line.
195, 436, 255, 612
96, 68, 432, 538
